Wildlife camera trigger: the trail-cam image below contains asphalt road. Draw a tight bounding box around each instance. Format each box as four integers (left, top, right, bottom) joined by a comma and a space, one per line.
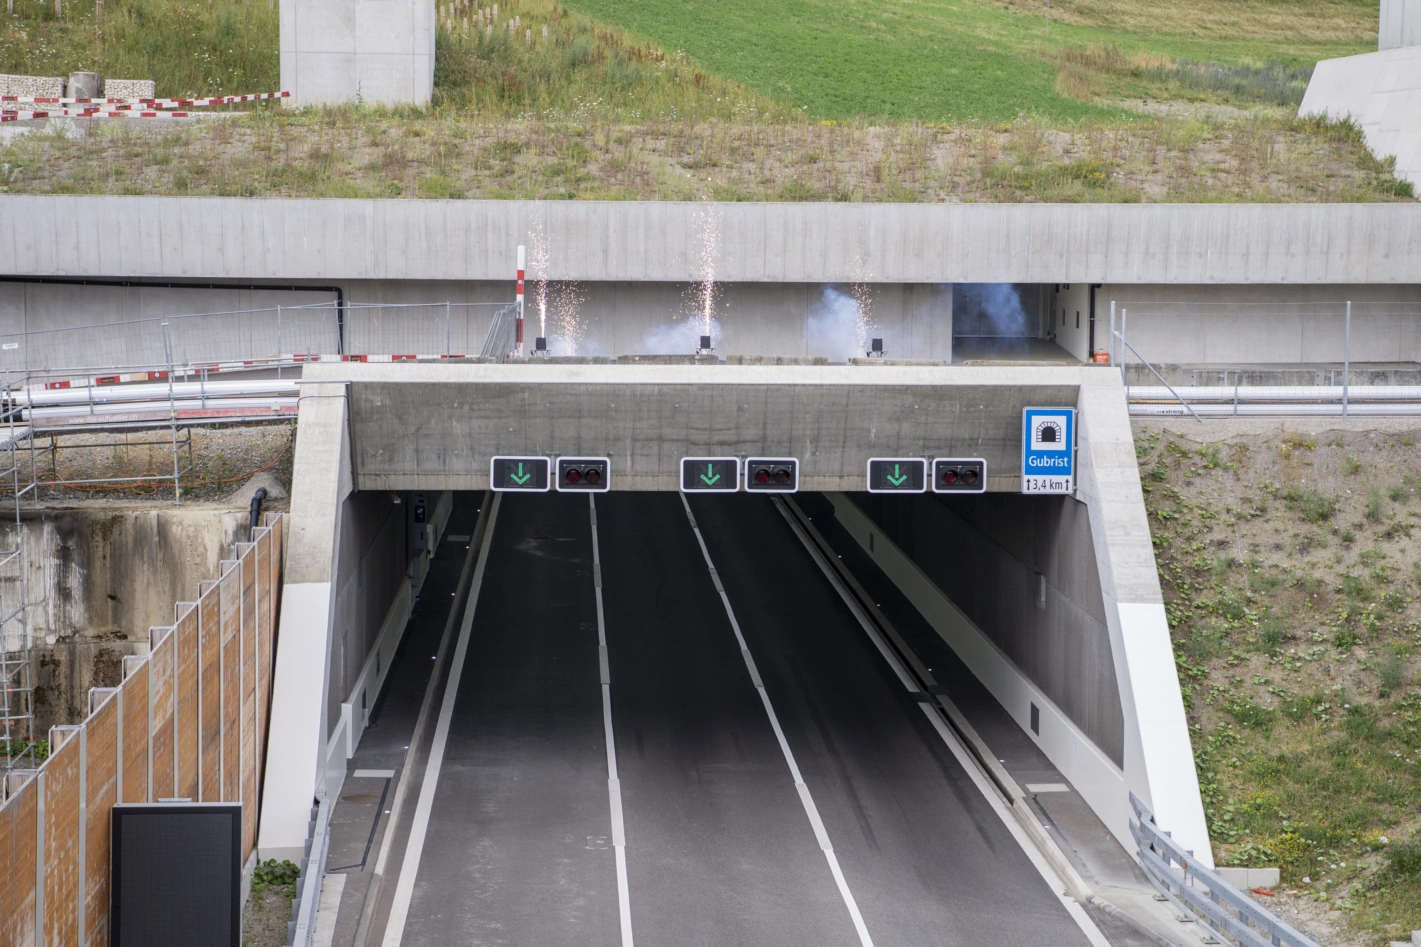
392, 491, 1098, 947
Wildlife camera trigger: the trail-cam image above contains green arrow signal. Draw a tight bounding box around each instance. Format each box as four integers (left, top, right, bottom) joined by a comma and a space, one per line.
700, 463, 721, 486
886, 463, 908, 487
509, 462, 531, 485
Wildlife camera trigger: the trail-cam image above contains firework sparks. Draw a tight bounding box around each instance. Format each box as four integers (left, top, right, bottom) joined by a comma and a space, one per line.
550, 280, 587, 355
849, 260, 877, 356
527, 220, 550, 338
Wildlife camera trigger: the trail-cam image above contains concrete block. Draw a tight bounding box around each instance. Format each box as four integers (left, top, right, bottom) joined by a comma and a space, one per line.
1380, 0, 1421, 49
67, 72, 101, 98
1216, 867, 1280, 890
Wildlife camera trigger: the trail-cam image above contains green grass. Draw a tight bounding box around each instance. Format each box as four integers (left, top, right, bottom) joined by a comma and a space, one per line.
1, 0, 277, 98
559, 0, 1376, 122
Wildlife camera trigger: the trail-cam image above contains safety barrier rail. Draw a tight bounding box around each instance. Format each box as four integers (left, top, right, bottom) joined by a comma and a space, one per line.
1128, 385, 1421, 417
288, 792, 332, 947
1131, 793, 1320, 947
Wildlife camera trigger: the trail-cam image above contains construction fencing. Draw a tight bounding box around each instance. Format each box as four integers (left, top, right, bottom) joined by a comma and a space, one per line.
0, 513, 286, 947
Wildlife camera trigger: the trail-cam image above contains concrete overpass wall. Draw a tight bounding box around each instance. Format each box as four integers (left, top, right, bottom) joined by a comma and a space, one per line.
7, 197, 1421, 284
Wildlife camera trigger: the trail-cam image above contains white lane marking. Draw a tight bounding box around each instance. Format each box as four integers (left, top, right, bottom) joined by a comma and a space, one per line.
1025, 783, 1072, 794
918, 708, 1111, 947
776, 499, 1110, 947
381, 494, 503, 947
353, 769, 396, 779
677, 493, 875, 947
589, 495, 635, 947
312, 872, 347, 947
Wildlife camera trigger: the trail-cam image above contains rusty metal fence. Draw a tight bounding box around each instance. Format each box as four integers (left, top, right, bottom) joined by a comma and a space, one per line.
0, 512, 286, 946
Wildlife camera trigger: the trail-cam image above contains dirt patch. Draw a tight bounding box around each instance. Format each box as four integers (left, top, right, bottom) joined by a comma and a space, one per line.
243, 883, 296, 947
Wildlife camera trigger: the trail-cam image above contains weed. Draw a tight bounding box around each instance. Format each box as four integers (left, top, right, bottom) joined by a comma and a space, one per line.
1342, 529, 1357, 544
251, 859, 300, 895
1343, 456, 1361, 475
1212, 554, 1235, 580
1282, 490, 1337, 524
1389, 485, 1408, 503
1366, 486, 1385, 523
1386, 841, 1421, 879
1227, 698, 1276, 732
1259, 619, 1287, 650
1377, 648, 1407, 695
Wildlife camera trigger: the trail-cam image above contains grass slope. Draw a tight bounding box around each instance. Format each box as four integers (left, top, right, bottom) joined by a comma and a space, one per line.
1138, 423, 1421, 946
559, 0, 1377, 122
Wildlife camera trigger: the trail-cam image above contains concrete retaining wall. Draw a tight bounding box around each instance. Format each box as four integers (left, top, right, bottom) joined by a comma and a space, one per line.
7, 196, 1421, 284
844, 491, 1124, 766
0, 508, 247, 732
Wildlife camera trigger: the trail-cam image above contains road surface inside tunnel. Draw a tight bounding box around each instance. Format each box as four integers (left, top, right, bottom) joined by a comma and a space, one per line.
389, 491, 1098, 947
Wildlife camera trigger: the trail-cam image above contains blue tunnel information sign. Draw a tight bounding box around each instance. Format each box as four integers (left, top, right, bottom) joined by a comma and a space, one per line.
1021, 407, 1075, 494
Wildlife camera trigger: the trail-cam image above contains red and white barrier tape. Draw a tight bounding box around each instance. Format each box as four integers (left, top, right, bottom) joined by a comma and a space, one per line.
1, 90, 288, 107
3, 108, 203, 121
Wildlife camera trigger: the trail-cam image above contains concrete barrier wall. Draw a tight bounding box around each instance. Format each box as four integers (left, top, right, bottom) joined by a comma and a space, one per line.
842, 491, 1124, 765
7, 197, 1421, 284
0, 515, 286, 945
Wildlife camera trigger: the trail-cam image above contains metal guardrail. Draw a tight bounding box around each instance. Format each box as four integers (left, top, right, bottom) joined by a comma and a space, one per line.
289, 792, 333, 947
1128, 385, 1421, 417
1130, 793, 1320, 947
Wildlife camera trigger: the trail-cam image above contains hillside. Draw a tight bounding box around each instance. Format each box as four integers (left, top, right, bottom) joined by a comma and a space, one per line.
1137, 420, 1421, 947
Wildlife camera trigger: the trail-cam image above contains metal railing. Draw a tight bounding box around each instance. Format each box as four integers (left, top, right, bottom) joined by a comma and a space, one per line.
1131, 793, 1320, 947
1128, 385, 1421, 417
0, 300, 513, 379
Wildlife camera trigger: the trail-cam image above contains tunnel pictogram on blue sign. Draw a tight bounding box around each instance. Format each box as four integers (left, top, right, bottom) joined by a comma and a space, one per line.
1021, 407, 1075, 495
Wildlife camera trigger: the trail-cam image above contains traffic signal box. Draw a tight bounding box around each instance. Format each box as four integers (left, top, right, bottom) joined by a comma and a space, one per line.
933, 458, 987, 494
490, 456, 551, 492
681, 457, 740, 493
557, 457, 611, 492
867, 458, 927, 494
745, 458, 798, 492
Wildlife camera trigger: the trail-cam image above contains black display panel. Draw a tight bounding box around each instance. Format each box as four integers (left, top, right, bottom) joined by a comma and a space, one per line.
112, 803, 242, 947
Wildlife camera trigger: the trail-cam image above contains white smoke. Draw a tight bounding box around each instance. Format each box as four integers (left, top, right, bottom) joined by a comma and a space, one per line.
807, 286, 872, 361
638, 317, 722, 354
970, 283, 1030, 337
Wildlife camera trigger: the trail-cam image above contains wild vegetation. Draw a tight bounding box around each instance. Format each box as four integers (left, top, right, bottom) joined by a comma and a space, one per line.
0, 0, 1411, 200
1138, 422, 1421, 946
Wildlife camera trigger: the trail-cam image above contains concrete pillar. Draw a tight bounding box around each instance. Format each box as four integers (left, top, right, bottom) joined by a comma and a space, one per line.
257, 383, 352, 861
1076, 377, 1213, 865
280, 0, 434, 106
1380, 0, 1421, 50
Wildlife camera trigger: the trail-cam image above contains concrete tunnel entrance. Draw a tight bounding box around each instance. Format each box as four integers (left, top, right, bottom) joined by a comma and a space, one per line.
255, 362, 1210, 944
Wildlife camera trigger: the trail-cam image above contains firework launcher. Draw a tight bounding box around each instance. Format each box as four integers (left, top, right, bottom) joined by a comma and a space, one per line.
867, 338, 886, 358
697, 334, 715, 355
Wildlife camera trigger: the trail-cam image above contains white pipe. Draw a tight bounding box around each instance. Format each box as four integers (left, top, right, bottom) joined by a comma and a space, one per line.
23, 379, 298, 407
1130, 403, 1421, 417
1127, 385, 1421, 402
28, 397, 297, 420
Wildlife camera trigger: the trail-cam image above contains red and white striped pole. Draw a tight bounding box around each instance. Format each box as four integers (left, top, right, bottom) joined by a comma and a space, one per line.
515, 245, 526, 356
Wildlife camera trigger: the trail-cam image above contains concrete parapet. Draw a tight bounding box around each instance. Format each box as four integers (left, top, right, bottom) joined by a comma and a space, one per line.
723, 355, 830, 366
308, 362, 1088, 492
8, 196, 1421, 285
616, 354, 722, 365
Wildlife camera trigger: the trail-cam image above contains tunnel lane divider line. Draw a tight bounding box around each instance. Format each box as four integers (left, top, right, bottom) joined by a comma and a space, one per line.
772, 497, 1112, 947
353, 492, 494, 947
589, 495, 636, 947
379, 492, 504, 947
677, 493, 876, 947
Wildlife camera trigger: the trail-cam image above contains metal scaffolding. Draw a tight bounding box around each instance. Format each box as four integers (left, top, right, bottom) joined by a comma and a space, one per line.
0, 375, 36, 781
